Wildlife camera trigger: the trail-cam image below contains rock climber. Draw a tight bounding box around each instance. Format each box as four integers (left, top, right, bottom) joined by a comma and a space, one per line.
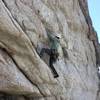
39, 28, 69, 78
40, 29, 61, 78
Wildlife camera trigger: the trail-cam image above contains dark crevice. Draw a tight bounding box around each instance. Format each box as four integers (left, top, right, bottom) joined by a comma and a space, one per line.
1, 0, 46, 97
2, 0, 22, 31
5, 47, 45, 97
0, 47, 45, 97
2, 0, 36, 49
2, 0, 23, 33
0, 93, 26, 100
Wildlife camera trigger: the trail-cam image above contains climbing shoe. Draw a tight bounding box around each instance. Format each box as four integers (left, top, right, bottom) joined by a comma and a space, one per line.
54, 74, 59, 78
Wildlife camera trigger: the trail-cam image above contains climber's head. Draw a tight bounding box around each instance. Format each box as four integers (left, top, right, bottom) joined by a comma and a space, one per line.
55, 34, 61, 39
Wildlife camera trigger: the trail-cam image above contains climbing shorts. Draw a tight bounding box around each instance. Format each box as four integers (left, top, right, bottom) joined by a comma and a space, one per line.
50, 49, 59, 62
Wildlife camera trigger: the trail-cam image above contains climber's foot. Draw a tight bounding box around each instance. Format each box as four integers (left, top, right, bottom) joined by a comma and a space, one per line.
54, 74, 59, 78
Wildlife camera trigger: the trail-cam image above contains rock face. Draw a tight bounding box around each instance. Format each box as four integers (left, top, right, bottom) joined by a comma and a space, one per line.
0, 0, 99, 100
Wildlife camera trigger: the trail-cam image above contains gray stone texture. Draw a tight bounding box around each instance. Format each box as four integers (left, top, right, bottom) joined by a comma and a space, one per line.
0, 0, 99, 100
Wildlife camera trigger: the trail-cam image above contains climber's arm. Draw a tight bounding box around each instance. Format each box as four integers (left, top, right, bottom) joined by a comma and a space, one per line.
62, 47, 68, 58
60, 39, 69, 58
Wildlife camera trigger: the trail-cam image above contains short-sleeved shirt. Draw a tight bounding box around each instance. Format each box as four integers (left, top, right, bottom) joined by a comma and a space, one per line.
50, 38, 60, 50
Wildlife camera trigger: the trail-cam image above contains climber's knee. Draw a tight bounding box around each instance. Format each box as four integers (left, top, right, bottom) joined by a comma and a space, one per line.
50, 49, 59, 62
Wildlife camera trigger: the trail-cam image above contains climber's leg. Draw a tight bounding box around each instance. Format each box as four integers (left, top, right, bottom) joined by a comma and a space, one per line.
49, 56, 59, 78
40, 48, 51, 57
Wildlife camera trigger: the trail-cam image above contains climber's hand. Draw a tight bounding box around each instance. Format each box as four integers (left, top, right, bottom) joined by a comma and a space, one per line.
62, 47, 69, 59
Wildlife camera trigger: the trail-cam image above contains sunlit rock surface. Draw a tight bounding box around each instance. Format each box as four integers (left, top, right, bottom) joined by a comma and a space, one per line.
0, 0, 99, 100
